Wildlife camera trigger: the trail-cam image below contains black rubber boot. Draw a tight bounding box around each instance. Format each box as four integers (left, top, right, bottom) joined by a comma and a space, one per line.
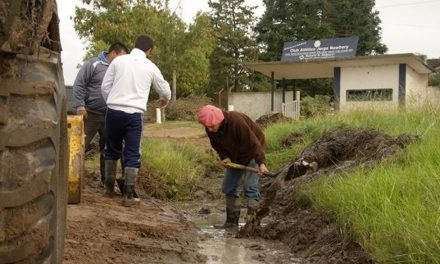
246, 198, 259, 222
123, 167, 140, 206
104, 160, 117, 197
214, 197, 240, 229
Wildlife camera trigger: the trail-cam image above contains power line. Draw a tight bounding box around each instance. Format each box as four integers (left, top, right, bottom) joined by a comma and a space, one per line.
172, 0, 183, 15
384, 23, 440, 31
376, 0, 440, 8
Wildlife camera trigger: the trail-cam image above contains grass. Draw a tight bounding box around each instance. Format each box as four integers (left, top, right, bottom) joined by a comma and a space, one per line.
83, 108, 440, 262
139, 138, 220, 200
265, 108, 440, 263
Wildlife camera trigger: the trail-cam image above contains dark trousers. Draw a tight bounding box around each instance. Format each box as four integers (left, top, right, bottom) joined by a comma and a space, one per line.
84, 112, 106, 181
105, 108, 142, 168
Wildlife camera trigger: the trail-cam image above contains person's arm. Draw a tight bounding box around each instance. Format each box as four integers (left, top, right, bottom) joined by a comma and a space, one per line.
151, 65, 171, 108
72, 60, 94, 117
101, 62, 116, 102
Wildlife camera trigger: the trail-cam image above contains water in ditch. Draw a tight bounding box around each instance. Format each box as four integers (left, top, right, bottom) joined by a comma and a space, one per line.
186, 204, 301, 264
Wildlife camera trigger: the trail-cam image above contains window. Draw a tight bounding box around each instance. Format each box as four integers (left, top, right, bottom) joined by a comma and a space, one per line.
346, 89, 393, 102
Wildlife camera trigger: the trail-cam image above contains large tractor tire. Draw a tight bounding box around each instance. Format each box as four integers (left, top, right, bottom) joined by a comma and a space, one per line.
0, 1, 68, 263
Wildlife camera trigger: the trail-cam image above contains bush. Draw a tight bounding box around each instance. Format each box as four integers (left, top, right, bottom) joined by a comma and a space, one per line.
145, 95, 213, 122
300, 95, 332, 118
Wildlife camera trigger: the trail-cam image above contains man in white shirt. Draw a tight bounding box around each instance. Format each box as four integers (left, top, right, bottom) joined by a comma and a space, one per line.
101, 35, 171, 206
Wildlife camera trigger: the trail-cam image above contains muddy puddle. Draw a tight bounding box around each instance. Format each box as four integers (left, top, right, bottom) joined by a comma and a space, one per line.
179, 202, 300, 264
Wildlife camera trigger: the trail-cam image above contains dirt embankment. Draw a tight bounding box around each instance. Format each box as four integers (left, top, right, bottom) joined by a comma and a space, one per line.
63, 173, 206, 264
247, 127, 418, 263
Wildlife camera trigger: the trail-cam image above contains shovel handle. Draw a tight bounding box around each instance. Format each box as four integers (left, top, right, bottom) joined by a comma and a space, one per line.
226, 162, 275, 177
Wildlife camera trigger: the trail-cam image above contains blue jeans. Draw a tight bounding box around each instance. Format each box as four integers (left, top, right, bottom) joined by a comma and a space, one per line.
222, 160, 260, 199
105, 108, 142, 168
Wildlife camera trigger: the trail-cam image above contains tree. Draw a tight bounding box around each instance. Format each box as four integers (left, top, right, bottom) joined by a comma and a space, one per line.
177, 13, 216, 97
254, 0, 387, 96
207, 0, 262, 94
327, 0, 387, 55
74, 0, 213, 97
256, 0, 333, 61
255, 0, 387, 61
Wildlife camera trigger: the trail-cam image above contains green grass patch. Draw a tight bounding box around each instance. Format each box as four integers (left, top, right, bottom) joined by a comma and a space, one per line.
286, 108, 440, 263
139, 138, 220, 200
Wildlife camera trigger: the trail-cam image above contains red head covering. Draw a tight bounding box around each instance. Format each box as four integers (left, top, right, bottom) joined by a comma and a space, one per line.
197, 105, 224, 127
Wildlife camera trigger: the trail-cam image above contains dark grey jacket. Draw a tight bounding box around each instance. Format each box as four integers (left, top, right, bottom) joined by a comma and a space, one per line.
73, 53, 109, 114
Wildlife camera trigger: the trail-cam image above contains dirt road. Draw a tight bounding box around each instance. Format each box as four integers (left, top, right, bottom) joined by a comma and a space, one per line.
64, 175, 206, 263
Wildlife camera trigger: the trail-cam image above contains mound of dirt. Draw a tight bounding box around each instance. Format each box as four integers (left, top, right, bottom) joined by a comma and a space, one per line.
255, 113, 292, 127
281, 132, 303, 147
248, 127, 418, 263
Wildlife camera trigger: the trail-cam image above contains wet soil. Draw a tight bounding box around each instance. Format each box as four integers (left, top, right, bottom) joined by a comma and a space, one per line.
246, 127, 418, 263
63, 173, 206, 264
65, 123, 416, 263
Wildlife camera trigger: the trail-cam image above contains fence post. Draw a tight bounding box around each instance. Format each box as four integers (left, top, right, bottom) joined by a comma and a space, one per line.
156, 108, 162, 124
295, 91, 301, 120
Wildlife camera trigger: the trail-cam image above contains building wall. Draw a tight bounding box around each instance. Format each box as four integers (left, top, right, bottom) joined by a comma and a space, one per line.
228, 91, 294, 120
339, 64, 399, 112
406, 65, 429, 107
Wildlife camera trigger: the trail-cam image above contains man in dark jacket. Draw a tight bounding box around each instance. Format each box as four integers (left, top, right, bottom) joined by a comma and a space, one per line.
73, 42, 128, 185
197, 105, 268, 229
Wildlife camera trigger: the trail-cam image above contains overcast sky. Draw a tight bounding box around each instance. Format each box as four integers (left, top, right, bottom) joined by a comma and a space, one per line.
58, 0, 440, 85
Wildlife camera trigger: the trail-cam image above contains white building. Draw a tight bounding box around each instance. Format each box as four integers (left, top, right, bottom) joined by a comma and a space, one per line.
247, 53, 433, 112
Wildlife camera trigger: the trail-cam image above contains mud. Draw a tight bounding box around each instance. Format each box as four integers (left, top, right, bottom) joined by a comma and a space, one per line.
63, 172, 206, 264
245, 127, 418, 263
255, 113, 292, 128
281, 132, 303, 147
65, 124, 418, 263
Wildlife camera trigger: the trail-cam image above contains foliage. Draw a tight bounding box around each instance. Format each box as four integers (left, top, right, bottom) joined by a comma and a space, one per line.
207, 0, 263, 94
327, 0, 387, 55
300, 95, 332, 118
74, 0, 214, 96
164, 95, 213, 121
255, 0, 334, 61
255, 0, 387, 61
144, 95, 213, 122
429, 73, 440, 87
268, 108, 440, 263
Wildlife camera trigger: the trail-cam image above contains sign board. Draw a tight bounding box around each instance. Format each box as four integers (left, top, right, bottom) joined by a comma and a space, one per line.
281, 36, 359, 62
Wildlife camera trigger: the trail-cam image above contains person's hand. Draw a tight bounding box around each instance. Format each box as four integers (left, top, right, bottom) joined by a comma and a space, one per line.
259, 163, 269, 176
157, 98, 169, 109
221, 158, 231, 168
77, 108, 88, 119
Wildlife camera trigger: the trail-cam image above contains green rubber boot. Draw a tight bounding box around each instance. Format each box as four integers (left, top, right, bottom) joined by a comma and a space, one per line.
123, 167, 140, 206
214, 197, 240, 229
104, 160, 117, 197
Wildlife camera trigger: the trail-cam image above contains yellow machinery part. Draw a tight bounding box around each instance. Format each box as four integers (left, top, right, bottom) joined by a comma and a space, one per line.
67, 115, 85, 204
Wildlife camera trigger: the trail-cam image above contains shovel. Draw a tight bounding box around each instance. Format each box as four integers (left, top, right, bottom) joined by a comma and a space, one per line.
225, 161, 277, 177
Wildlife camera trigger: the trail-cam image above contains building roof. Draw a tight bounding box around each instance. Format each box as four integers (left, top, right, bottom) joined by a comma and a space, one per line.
246, 53, 434, 80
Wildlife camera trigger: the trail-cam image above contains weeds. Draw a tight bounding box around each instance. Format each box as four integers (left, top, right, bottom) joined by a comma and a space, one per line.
297, 108, 440, 263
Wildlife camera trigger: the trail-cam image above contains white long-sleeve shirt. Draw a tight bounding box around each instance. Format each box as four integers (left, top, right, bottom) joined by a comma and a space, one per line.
101, 48, 171, 114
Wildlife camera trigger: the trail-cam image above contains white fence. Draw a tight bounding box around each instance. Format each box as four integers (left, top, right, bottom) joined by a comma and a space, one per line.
281, 91, 301, 120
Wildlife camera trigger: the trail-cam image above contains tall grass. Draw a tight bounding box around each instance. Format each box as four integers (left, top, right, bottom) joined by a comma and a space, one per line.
281, 108, 440, 263
140, 138, 219, 200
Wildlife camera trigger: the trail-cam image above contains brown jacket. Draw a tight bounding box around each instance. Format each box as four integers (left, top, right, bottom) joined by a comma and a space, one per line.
206, 111, 266, 165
